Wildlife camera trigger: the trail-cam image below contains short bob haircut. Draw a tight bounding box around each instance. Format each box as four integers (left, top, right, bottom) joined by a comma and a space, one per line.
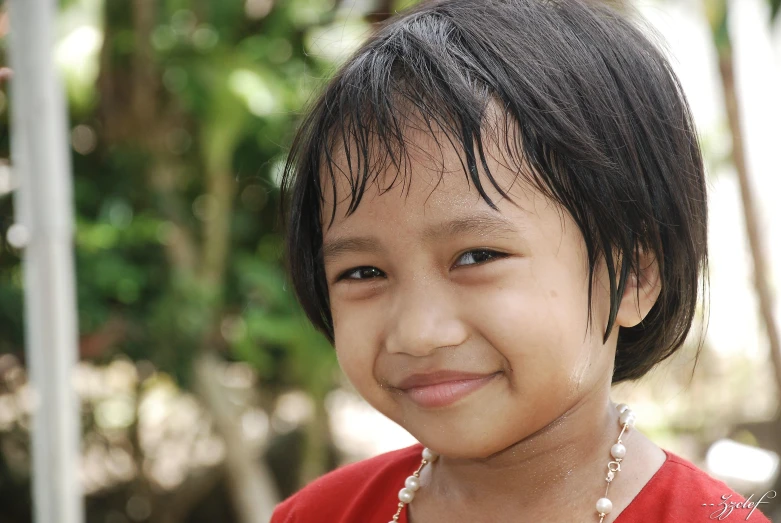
279, 0, 708, 384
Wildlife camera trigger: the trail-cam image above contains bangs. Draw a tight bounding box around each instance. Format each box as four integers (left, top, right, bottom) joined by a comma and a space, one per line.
316, 55, 527, 231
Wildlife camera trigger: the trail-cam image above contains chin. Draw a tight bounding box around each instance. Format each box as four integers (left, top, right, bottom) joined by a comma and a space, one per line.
415, 432, 507, 460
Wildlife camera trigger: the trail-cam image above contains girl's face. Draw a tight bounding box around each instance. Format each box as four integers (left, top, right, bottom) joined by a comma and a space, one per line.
321, 124, 625, 458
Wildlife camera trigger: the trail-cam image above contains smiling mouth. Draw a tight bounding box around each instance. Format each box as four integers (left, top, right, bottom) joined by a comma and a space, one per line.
401, 372, 501, 409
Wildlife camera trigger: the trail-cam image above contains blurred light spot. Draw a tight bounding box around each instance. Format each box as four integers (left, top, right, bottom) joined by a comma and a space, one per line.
0, 395, 17, 430
126, 495, 152, 521
326, 388, 417, 458
245, 0, 274, 19
241, 184, 268, 211
148, 447, 187, 490
106, 358, 139, 392
156, 222, 174, 245
228, 69, 278, 116
6, 223, 29, 249
305, 19, 369, 64
220, 316, 248, 343
107, 200, 133, 228
82, 445, 110, 493
5, 365, 24, 392
706, 438, 780, 484
171, 9, 197, 36
138, 378, 179, 429
164, 396, 200, 433
163, 67, 187, 93
242, 408, 269, 442
268, 38, 293, 64
194, 436, 226, 467
73, 362, 102, 401
220, 362, 255, 390
290, 0, 335, 26
165, 127, 192, 154
95, 395, 136, 430
0, 162, 14, 196
192, 25, 219, 50
71, 124, 97, 154
151, 25, 176, 51
192, 194, 217, 221
272, 390, 314, 433
56, 25, 102, 71
106, 448, 136, 482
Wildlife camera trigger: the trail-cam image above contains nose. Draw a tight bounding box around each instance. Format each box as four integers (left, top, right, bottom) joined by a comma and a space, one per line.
383, 279, 468, 356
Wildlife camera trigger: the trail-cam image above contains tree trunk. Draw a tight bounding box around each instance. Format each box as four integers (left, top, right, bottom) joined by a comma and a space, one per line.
299, 392, 332, 487
715, 26, 781, 408
194, 352, 281, 523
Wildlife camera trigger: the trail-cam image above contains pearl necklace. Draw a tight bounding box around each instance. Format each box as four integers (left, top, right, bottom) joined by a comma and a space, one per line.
389, 403, 636, 523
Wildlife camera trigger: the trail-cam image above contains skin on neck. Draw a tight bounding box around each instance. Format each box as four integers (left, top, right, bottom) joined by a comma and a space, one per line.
416, 391, 622, 521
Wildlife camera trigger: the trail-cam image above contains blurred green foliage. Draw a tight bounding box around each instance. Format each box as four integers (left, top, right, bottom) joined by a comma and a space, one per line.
0, 0, 418, 520
0, 0, 358, 386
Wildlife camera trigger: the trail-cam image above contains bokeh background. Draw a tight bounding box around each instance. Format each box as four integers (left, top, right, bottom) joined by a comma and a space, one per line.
0, 0, 780, 521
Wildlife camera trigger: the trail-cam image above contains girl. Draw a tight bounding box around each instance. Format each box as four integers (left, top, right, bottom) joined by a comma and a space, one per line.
272, 0, 773, 521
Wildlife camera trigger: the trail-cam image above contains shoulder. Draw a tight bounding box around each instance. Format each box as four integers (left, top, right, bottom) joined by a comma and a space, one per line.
270, 442, 424, 523
618, 449, 773, 523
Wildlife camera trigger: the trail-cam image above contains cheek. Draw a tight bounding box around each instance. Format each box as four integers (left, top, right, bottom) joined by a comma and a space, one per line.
464, 259, 603, 392
331, 305, 384, 398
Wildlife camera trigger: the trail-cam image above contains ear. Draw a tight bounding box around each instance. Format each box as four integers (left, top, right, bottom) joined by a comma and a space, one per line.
615, 249, 662, 328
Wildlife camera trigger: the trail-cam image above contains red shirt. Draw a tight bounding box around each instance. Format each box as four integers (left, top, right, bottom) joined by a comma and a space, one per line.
270, 442, 773, 522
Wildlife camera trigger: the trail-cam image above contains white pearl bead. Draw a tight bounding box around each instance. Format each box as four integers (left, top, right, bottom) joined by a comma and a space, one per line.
399, 487, 415, 504
405, 475, 421, 491
422, 447, 439, 462
596, 497, 613, 514
615, 403, 630, 414
619, 410, 636, 427
611, 443, 626, 459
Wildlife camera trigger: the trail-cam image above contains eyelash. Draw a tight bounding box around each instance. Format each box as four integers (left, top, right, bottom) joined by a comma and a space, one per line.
334, 249, 508, 282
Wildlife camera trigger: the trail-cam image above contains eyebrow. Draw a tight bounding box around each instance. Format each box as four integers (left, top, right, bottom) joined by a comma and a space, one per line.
320, 212, 521, 263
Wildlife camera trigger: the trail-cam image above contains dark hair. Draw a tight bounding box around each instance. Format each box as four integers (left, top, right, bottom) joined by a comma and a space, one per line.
278, 0, 708, 384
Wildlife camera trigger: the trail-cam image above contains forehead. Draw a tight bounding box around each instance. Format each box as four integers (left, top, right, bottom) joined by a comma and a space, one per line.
318, 102, 532, 234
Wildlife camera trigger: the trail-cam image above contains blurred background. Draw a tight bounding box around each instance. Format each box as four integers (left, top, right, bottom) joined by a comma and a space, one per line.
0, 0, 779, 521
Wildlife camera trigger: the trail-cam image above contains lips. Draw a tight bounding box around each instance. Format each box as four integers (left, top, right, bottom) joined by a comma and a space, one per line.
396, 370, 499, 390
396, 371, 501, 409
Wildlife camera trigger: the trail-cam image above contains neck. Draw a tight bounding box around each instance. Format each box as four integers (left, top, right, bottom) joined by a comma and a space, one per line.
422, 393, 621, 518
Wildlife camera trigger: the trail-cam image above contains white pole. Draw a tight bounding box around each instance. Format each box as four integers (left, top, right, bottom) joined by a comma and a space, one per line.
6, 0, 84, 522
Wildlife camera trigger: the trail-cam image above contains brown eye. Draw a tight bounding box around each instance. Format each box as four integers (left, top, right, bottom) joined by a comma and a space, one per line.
455, 249, 507, 267
338, 266, 384, 282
